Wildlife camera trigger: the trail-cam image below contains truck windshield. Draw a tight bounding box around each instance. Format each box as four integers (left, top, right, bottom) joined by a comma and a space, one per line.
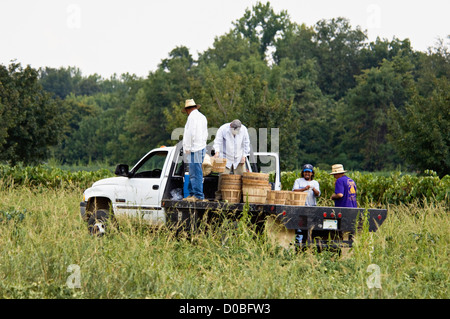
132, 151, 168, 178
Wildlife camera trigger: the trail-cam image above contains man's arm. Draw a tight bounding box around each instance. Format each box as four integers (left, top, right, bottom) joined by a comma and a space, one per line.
312, 181, 320, 197
183, 117, 192, 153
331, 192, 343, 200
331, 178, 343, 200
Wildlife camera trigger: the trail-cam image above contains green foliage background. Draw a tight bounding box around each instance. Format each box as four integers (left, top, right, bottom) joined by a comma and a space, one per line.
0, 165, 448, 207
280, 169, 449, 207
1, 2, 449, 177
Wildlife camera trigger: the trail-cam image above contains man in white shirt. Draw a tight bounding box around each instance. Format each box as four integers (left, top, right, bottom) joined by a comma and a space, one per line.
213, 119, 250, 199
182, 99, 208, 202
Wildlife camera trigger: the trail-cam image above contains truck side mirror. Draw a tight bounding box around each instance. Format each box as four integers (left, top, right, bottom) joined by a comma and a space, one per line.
115, 164, 130, 177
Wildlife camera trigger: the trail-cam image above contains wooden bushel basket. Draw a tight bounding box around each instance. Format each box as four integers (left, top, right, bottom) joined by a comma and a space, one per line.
242, 172, 270, 195
287, 191, 307, 206
221, 174, 242, 180
212, 158, 227, 173
242, 178, 270, 187
220, 174, 242, 190
221, 189, 241, 204
272, 190, 290, 205
266, 190, 276, 204
242, 186, 270, 204
243, 172, 269, 181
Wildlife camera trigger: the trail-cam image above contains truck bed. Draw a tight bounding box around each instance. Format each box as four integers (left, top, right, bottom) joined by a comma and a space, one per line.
161, 199, 388, 248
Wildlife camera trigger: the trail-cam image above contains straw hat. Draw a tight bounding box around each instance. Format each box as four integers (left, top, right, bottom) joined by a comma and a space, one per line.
330, 164, 347, 175
182, 99, 201, 113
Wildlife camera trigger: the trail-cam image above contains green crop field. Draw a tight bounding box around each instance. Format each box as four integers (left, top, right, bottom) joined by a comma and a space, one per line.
0, 176, 448, 299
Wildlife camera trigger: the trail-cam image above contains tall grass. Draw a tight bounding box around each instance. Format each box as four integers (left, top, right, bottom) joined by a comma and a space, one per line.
0, 185, 448, 299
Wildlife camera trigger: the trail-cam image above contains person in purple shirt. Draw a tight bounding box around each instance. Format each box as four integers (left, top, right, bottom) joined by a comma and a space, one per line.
330, 164, 357, 208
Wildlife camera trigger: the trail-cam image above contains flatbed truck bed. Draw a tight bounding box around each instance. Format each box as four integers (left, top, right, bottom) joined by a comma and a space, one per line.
162, 199, 388, 249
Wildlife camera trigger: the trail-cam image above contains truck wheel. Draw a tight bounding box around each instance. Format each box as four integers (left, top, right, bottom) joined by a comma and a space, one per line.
88, 209, 110, 236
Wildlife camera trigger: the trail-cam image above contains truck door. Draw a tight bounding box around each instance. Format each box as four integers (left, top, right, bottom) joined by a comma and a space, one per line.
120, 149, 169, 225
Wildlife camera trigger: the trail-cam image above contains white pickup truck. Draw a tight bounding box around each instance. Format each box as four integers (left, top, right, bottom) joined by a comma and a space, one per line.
80, 142, 387, 249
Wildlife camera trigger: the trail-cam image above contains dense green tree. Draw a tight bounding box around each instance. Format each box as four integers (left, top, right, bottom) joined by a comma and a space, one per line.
389, 77, 449, 177
76, 74, 102, 96
233, 1, 291, 59
360, 37, 416, 71
415, 37, 450, 96
273, 22, 317, 66
52, 94, 100, 163
50, 72, 143, 165
198, 31, 260, 69
123, 87, 166, 162
0, 63, 64, 165
4, 2, 446, 175
165, 55, 301, 170
274, 16, 369, 99
66, 107, 126, 164
337, 55, 416, 170
269, 57, 337, 168
39, 66, 105, 98
39, 66, 80, 99
313, 17, 368, 100
122, 46, 193, 162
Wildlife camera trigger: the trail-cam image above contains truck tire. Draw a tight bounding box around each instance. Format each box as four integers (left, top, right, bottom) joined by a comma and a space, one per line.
87, 209, 110, 236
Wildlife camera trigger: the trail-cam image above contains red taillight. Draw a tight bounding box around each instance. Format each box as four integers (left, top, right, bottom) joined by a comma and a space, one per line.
330, 212, 335, 218
270, 206, 274, 211
323, 212, 327, 218
377, 214, 382, 220
282, 211, 286, 216
338, 213, 342, 218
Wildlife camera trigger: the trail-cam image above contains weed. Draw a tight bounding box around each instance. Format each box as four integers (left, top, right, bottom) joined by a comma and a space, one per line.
0, 187, 448, 298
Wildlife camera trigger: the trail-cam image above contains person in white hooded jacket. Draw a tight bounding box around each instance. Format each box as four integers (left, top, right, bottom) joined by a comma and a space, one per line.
213, 119, 250, 199
213, 119, 250, 174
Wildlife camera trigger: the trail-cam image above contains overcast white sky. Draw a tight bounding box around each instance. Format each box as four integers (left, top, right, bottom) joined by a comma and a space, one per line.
1, 0, 449, 78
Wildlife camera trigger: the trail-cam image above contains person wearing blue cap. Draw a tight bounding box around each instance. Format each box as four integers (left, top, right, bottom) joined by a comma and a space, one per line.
292, 164, 321, 245
292, 164, 321, 206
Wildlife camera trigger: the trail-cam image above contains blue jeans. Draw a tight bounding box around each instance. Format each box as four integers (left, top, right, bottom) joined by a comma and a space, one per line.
295, 229, 303, 244
187, 148, 205, 199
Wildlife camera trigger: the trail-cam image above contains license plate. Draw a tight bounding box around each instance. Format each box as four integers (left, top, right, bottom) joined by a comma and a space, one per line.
323, 219, 338, 230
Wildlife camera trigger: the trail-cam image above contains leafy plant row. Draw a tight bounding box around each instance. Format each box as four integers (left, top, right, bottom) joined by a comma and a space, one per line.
1, 164, 448, 206
0, 164, 114, 190
281, 169, 449, 206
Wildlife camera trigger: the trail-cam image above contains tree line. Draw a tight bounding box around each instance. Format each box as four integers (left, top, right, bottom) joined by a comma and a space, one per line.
0, 2, 449, 177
